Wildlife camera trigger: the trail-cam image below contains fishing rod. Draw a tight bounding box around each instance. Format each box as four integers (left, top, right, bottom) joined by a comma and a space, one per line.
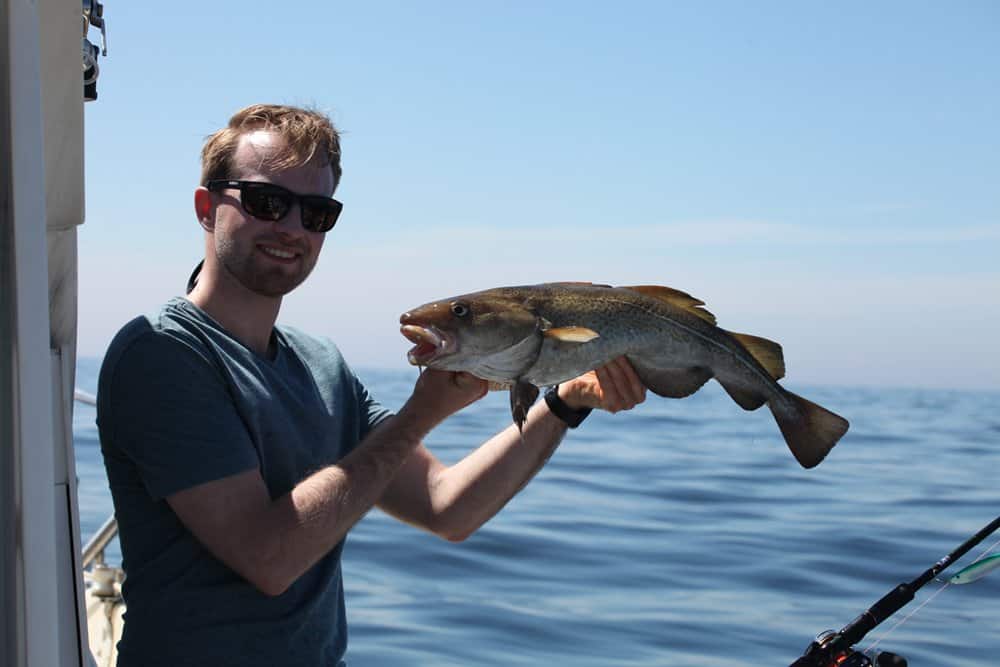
789, 514, 1000, 667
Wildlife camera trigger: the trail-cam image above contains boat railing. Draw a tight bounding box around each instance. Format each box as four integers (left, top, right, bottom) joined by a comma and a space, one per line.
82, 514, 118, 569
75, 388, 97, 406
74, 387, 118, 569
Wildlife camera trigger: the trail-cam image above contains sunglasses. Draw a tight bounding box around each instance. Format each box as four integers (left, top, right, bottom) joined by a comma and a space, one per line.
206, 179, 343, 233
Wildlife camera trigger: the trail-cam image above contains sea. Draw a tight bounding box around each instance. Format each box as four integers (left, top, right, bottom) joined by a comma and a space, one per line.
73, 357, 1000, 666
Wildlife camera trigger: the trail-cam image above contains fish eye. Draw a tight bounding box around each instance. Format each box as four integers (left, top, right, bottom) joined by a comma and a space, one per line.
450, 302, 470, 317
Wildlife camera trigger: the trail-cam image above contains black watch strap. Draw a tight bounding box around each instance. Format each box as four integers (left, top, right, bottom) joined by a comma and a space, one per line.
543, 386, 592, 428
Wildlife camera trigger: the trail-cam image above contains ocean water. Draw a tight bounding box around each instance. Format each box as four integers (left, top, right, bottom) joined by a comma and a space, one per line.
74, 358, 1000, 666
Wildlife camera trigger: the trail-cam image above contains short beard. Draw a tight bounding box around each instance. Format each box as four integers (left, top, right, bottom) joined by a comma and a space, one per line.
216, 235, 315, 297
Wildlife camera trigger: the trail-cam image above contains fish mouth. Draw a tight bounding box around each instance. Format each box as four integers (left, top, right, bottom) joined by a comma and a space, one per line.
400, 325, 456, 366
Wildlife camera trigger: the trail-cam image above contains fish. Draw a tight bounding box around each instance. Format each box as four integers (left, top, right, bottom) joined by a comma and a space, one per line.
399, 282, 849, 468
948, 554, 1000, 585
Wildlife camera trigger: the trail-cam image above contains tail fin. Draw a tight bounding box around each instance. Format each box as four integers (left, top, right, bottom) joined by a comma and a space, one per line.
770, 390, 849, 468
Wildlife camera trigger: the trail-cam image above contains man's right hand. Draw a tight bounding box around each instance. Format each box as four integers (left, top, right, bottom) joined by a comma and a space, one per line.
399, 370, 488, 434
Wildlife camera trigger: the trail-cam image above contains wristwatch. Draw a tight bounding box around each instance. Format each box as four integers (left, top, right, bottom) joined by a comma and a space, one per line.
543, 385, 592, 428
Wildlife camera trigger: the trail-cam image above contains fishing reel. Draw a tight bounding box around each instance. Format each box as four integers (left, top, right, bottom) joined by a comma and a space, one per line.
790, 630, 907, 667
788, 515, 1000, 667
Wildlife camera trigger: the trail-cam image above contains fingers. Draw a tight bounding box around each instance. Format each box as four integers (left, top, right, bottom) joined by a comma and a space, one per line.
615, 357, 647, 406
399, 370, 489, 434
558, 357, 648, 415
413, 370, 488, 415
595, 357, 647, 413
594, 366, 624, 412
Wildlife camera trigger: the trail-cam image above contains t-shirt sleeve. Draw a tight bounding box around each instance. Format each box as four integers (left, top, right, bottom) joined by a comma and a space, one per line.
353, 372, 393, 440
102, 331, 260, 499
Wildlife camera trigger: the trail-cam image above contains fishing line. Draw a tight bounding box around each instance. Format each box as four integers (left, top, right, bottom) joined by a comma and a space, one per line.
863, 533, 1000, 657
790, 515, 1000, 666
862, 579, 948, 656
971, 535, 1000, 562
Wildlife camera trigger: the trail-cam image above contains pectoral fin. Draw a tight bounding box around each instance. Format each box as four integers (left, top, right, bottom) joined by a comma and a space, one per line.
509, 380, 540, 432
543, 326, 600, 343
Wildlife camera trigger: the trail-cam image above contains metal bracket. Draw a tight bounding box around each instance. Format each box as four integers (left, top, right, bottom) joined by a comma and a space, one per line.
82, 0, 108, 101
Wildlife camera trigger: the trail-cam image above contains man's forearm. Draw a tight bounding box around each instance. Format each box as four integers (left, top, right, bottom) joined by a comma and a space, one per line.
422, 399, 570, 541
168, 370, 487, 597
406, 364, 646, 542
260, 401, 444, 593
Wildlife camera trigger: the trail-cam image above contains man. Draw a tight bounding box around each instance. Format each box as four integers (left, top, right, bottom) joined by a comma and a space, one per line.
97, 103, 646, 666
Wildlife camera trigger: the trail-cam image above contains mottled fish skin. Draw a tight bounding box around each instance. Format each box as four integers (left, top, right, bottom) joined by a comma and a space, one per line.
400, 282, 849, 468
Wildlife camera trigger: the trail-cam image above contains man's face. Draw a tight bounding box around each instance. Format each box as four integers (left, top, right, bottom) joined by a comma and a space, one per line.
210, 131, 335, 298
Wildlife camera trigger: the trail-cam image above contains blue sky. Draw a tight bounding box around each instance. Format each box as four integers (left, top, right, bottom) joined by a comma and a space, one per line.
79, 2, 999, 390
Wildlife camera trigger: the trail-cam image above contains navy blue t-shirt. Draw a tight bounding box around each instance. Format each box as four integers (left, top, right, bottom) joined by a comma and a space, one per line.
97, 297, 392, 666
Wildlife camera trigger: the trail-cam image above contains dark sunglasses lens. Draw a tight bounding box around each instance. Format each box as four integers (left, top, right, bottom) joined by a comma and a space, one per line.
241, 184, 292, 222
300, 198, 342, 233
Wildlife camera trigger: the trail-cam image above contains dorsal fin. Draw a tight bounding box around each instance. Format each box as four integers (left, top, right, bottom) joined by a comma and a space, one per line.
727, 331, 785, 380
622, 285, 717, 325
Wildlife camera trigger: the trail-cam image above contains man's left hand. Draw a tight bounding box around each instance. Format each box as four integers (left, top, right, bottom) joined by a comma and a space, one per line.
559, 356, 647, 413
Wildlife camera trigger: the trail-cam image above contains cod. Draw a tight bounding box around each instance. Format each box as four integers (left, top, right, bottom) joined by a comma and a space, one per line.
400, 282, 849, 468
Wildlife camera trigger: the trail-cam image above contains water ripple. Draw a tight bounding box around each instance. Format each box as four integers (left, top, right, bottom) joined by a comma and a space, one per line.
71, 364, 1000, 666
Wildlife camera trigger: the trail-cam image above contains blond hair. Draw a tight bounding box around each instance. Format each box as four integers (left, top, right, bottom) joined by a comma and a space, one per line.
200, 104, 342, 187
